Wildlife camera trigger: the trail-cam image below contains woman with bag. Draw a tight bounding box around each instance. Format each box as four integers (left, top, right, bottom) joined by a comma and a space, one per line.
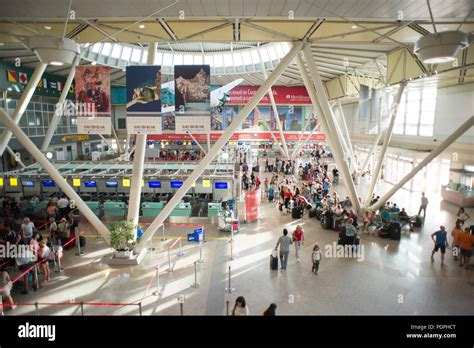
232, 296, 249, 316
0, 268, 15, 315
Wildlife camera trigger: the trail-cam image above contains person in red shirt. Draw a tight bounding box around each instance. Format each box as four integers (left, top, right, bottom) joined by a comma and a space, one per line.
292, 225, 305, 262
284, 189, 293, 209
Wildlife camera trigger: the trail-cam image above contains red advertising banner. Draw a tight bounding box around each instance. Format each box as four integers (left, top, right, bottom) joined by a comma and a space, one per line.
147, 132, 326, 142
245, 189, 261, 222
227, 86, 311, 105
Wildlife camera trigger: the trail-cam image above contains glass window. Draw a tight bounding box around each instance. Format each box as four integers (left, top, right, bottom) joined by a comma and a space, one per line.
91, 43, 102, 53
267, 46, 278, 60
130, 48, 141, 62
173, 54, 183, 66
232, 52, 242, 66
183, 54, 193, 65
141, 50, 148, 63
194, 55, 203, 65
162, 53, 173, 66
242, 51, 252, 65
204, 55, 213, 66
259, 48, 270, 62
101, 43, 112, 56
121, 46, 132, 60
110, 44, 122, 58
250, 50, 260, 64
155, 52, 162, 65
213, 54, 224, 67
275, 43, 285, 58
223, 53, 233, 67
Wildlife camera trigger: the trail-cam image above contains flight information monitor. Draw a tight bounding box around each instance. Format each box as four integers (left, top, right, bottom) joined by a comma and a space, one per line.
171, 181, 183, 189
22, 180, 35, 187
84, 181, 97, 188
215, 182, 228, 189
42, 180, 56, 187
149, 181, 162, 188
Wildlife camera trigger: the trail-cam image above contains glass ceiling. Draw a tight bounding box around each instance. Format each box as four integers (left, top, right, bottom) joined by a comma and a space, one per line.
83, 42, 291, 75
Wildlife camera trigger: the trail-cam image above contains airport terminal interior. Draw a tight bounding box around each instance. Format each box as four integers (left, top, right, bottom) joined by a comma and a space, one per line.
0, 0, 473, 316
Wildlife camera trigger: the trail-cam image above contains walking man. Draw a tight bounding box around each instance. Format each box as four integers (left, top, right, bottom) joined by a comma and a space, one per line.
431, 225, 448, 267
275, 229, 292, 271
418, 192, 429, 217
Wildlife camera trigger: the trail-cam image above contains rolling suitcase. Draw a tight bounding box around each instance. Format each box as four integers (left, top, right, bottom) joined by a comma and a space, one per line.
380, 225, 391, 239
309, 208, 318, 218
270, 253, 278, 270
292, 207, 303, 219
389, 222, 401, 240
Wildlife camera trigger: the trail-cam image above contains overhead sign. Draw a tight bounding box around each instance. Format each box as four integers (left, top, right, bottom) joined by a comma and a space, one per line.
75, 66, 112, 134
126, 65, 162, 134
61, 135, 89, 143
227, 86, 311, 105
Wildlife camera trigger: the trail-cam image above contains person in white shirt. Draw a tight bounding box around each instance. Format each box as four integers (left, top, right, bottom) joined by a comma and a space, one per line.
20, 217, 36, 244
312, 244, 321, 275
57, 195, 69, 219
232, 296, 249, 316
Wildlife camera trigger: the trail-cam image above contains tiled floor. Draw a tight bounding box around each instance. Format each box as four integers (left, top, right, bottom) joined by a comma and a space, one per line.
5, 171, 474, 316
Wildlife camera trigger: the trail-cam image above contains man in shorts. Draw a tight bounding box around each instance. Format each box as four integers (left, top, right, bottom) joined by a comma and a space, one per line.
458, 227, 474, 268
431, 225, 449, 267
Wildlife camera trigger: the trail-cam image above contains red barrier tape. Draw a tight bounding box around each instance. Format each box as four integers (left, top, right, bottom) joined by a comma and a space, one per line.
10, 227, 91, 285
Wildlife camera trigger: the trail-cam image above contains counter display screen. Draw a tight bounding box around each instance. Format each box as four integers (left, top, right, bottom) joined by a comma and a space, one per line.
105, 180, 118, 188
171, 181, 183, 189
215, 182, 228, 189
42, 180, 56, 187
22, 180, 35, 187
84, 181, 97, 188
149, 181, 162, 188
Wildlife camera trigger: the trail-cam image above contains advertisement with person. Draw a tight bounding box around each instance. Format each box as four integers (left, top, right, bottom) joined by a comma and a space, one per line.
211, 108, 224, 131
174, 65, 210, 113
223, 106, 239, 130
75, 66, 111, 134
276, 106, 302, 131
126, 65, 162, 134
256, 106, 273, 131
245, 189, 261, 222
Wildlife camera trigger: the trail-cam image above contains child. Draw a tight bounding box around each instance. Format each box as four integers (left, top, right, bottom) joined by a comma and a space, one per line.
312, 244, 321, 275
38, 239, 51, 286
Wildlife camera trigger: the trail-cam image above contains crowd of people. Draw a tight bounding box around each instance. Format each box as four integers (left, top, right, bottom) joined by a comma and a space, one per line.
0, 194, 79, 315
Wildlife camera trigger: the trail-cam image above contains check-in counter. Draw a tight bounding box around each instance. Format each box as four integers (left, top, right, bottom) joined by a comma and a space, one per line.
441, 187, 474, 207
208, 203, 222, 217
169, 201, 191, 223
85, 201, 101, 216
104, 201, 126, 218
141, 202, 163, 216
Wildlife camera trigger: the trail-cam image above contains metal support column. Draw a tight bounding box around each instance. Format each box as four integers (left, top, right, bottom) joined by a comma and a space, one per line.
290, 122, 320, 160
98, 134, 117, 154
6, 146, 25, 168
298, 48, 361, 212
135, 41, 305, 251
336, 99, 355, 160
0, 62, 48, 155
187, 131, 207, 154
0, 107, 110, 242
360, 132, 383, 173
260, 116, 286, 157
364, 82, 406, 207
369, 116, 474, 212
41, 55, 80, 152
127, 43, 157, 238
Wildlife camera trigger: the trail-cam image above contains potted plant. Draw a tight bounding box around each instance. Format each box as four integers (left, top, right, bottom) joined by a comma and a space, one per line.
109, 220, 136, 259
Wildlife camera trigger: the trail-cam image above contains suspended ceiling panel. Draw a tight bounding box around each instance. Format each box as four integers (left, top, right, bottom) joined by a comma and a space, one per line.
240, 24, 289, 41
167, 20, 230, 40
387, 48, 406, 85
310, 22, 399, 41
326, 77, 345, 99
0, 22, 79, 42
246, 20, 315, 39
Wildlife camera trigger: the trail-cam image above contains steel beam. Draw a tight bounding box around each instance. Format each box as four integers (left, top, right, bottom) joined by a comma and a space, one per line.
127, 43, 156, 237
299, 47, 361, 212
0, 107, 110, 243
41, 55, 80, 152
369, 116, 474, 212
290, 122, 320, 160
0, 62, 47, 156
360, 132, 383, 173
135, 41, 305, 252
364, 82, 406, 207
186, 131, 207, 155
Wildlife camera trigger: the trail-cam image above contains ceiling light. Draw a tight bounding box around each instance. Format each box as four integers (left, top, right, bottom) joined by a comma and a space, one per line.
91, 61, 97, 65
50, 61, 64, 66
139, 24, 145, 29
44, 26, 52, 30
0, 43, 4, 46
351, 25, 357, 29
25, 35, 80, 65
414, 31, 469, 64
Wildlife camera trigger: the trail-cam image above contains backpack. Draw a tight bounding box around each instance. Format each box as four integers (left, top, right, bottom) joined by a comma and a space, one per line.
57, 223, 70, 239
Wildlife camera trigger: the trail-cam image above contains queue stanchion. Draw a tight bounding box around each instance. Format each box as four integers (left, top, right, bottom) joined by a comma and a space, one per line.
152, 266, 161, 296
191, 261, 200, 288
197, 241, 204, 263
76, 233, 84, 256
138, 302, 143, 316
226, 300, 230, 316
225, 265, 235, 293
177, 238, 184, 257
167, 248, 172, 272
80, 301, 84, 316
160, 224, 166, 241
178, 294, 185, 316
33, 264, 39, 290
35, 302, 39, 316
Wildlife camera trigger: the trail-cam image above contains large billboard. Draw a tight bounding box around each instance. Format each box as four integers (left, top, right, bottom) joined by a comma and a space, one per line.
126, 66, 162, 134
75, 66, 111, 134
228, 86, 311, 105
174, 65, 210, 113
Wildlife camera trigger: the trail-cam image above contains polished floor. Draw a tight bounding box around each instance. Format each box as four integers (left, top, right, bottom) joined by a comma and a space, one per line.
5, 172, 474, 316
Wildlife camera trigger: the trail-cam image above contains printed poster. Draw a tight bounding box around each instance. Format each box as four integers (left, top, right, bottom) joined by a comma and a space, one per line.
75, 66, 111, 134
126, 66, 162, 134
174, 65, 210, 113
245, 189, 261, 222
